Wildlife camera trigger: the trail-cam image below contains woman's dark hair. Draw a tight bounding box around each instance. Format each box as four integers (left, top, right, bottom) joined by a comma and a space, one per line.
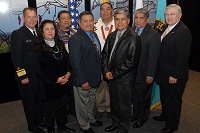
35, 19, 66, 53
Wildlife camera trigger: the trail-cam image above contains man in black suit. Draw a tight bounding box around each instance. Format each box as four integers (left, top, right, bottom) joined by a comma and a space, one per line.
102, 9, 141, 133
130, 8, 161, 128
68, 11, 103, 133
153, 4, 192, 133
11, 7, 44, 133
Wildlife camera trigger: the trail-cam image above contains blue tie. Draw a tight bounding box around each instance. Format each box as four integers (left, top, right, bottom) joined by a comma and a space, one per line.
136, 28, 140, 35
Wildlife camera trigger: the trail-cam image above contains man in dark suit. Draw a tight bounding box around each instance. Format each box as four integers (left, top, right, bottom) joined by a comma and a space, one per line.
102, 9, 141, 133
153, 4, 192, 133
130, 8, 161, 128
11, 7, 44, 133
68, 11, 103, 133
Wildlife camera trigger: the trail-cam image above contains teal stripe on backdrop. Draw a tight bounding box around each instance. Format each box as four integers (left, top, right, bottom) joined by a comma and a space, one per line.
150, 82, 161, 110
154, 0, 167, 33
151, 0, 167, 110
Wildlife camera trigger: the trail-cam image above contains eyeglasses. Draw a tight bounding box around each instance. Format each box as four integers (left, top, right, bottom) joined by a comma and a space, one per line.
115, 18, 127, 22
165, 13, 178, 17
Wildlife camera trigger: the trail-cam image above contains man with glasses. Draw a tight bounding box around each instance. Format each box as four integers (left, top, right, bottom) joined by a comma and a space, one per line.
102, 9, 141, 133
153, 4, 192, 133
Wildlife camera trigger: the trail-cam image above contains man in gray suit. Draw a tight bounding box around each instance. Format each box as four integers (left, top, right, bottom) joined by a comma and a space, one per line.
130, 8, 161, 128
68, 11, 103, 133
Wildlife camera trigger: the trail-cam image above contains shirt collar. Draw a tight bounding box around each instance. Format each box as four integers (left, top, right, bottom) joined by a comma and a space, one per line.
168, 20, 180, 31
58, 26, 76, 35
117, 28, 127, 35
97, 17, 115, 27
25, 25, 36, 35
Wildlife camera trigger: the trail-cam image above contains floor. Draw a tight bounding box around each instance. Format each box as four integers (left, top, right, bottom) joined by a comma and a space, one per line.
0, 70, 200, 133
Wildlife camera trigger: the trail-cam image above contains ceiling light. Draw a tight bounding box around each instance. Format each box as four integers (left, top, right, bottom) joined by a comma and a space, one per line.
0, 2, 8, 13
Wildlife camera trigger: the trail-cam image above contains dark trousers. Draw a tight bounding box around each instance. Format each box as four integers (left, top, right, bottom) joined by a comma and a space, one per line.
17, 81, 42, 131
109, 82, 132, 133
67, 83, 76, 116
131, 83, 152, 123
160, 80, 186, 130
45, 96, 68, 131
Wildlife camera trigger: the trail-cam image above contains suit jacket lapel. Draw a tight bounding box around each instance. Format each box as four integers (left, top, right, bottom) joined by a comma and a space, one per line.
140, 25, 150, 42
109, 30, 118, 53
162, 21, 182, 40
22, 25, 36, 41
161, 25, 168, 35
79, 29, 100, 57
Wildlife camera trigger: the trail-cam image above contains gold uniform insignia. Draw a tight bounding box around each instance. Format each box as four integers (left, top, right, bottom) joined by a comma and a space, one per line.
16, 68, 26, 77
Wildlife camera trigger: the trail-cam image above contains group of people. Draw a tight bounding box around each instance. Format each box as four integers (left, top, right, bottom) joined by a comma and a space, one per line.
10, 2, 192, 133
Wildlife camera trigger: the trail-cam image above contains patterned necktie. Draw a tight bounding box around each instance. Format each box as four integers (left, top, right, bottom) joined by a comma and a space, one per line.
90, 32, 99, 53
118, 32, 122, 38
136, 28, 140, 34
162, 27, 170, 40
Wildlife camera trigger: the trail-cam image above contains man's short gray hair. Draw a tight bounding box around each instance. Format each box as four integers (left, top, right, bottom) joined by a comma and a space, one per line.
165, 4, 182, 15
135, 8, 149, 18
114, 8, 130, 19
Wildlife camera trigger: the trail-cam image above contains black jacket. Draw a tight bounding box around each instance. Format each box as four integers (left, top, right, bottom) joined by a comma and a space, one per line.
102, 26, 141, 85
11, 25, 39, 83
35, 41, 71, 101
133, 24, 161, 83
155, 21, 192, 84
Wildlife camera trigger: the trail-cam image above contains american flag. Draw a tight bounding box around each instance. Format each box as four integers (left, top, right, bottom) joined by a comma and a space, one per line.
68, 0, 79, 30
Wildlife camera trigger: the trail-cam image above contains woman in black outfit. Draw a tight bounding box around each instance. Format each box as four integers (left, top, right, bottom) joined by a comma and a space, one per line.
35, 20, 75, 133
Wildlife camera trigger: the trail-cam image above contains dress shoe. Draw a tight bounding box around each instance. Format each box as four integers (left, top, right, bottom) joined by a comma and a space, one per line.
38, 122, 46, 128
90, 120, 103, 127
161, 127, 176, 133
95, 111, 104, 118
58, 126, 75, 133
105, 125, 118, 132
130, 116, 138, 122
153, 116, 166, 121
48, 131, 55, 133
29, 128, 45, 133
107, 112, 111, 118
81, 128, 95, 133
133, 121, 144, 128
64, 126, 75, 132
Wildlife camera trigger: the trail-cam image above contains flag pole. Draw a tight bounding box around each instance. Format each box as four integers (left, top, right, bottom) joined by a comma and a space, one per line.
66, 0, 68, 10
